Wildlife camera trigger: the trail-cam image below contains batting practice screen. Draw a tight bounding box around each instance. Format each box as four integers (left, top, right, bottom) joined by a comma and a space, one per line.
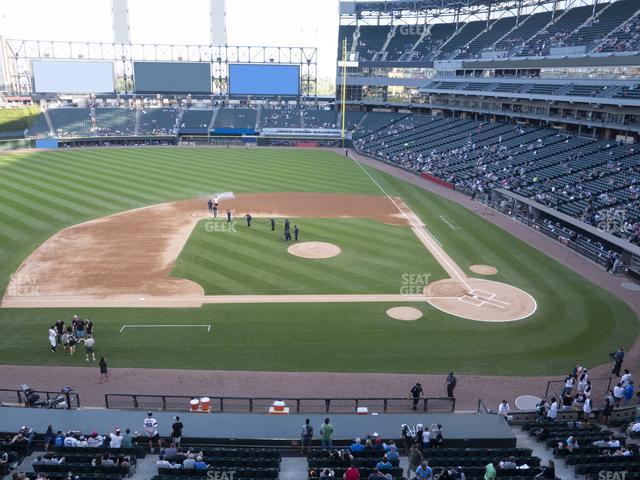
133, 62, 212, 93
229, 64, 300, 96
32, 60, 115, 93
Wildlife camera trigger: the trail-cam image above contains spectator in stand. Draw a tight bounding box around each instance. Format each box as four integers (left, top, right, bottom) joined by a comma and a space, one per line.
416, 460, 433, 480
535, 459, 555, 479
102, 452, 115, 466
301, 418, 313, 455
143, 411, 162, 453
483, 461, 496, 480
321, 418, 334, 451
613, 382, 625, 406
624, 381, 634, 405
171, 416, 183, 448
109, 428, 123, 448
343, 464, 360, 480
499, 456, 517, 469
408, 444, 423, 476
602, 390, 616, 425
43, 425, 54, 452
164, 443, 178, 460
350, 438, 365, 453
547, 397, 558, 421
121, 428, 134, 448
194, 455, 208, 470
376, 456, 392, 471
87, 431, 103, 447
183, 453, 197, 469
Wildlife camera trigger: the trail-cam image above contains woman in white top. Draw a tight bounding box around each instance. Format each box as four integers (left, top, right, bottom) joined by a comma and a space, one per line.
48, 327, 58, 353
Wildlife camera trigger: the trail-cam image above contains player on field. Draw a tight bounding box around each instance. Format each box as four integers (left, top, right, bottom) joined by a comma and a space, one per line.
48, 326, 58, 353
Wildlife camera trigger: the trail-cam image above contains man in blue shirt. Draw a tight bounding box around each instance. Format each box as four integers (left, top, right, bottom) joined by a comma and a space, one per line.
376, 456, 393, 471
416, 461, 433, 479
350, 438, 365, 453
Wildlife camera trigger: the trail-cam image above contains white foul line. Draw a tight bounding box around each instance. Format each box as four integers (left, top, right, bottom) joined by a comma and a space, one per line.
120, 324, 212, 333
347, 153, 470, 290
440, 215, 460, 230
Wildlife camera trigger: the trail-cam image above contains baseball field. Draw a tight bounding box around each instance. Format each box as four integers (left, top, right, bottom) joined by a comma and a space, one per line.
0, 147, 637, 375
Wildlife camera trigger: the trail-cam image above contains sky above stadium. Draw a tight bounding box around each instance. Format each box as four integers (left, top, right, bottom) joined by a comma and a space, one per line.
0, 0, 339, 80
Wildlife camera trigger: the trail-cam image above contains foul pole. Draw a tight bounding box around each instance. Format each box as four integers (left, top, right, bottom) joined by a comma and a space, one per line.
340, 37, 347, 148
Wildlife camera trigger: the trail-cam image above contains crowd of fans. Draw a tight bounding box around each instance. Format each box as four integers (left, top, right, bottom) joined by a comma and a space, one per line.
356, 117, 640, 245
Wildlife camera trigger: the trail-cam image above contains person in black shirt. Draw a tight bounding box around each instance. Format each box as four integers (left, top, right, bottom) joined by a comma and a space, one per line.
55, 320, 65, 343
410, 383, 423, 410
171, 416, 183, 447
86, 320, 94, 336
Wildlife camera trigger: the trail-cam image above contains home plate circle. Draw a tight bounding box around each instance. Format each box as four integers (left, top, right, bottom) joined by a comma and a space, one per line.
386, 307, 423, 321
288, 242, 341, 259
423, 278, 537, 322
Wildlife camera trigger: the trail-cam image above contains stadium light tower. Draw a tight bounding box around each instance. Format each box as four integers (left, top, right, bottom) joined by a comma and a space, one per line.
210, 0, 227, 46
111, 0, 131, 44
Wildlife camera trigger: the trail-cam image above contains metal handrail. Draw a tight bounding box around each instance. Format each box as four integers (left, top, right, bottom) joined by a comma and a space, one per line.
0, 388, 80, 409
104, 394, 455, 413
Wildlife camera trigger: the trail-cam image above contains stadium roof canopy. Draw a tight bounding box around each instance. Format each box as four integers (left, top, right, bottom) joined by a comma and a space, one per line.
341, 0, 549, 14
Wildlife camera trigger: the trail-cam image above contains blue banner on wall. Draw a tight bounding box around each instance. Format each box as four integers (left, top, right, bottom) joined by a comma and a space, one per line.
35, 139, 59, 149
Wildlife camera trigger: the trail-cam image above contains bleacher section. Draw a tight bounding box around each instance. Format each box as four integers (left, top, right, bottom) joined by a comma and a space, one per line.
436, 20, 486, 60
352, 112, 408, 139
516, 5, 601, 56
523, 421, 636, 480
564, 0, 640, 47
455, 17, 518, 59
180, 109, 215, 134
492, 11, 553, 54
258, 109, 302, 129
94, 108, 136, 136
138, 108, 179, 135
337, 25, 356, 57
354, 113, 640, 241
153, 447, 281, 479
356, 26, 392, 61
385, 28, 421, 61
24, 112, 51, 138
213, 108, 257, 131
303, 110, 338, 129
308, 447, 541, 480
48, 108, 93, 137
412, 23, 457, 60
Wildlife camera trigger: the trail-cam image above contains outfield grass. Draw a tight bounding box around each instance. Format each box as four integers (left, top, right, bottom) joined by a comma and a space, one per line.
0, 147, 637, 375
172, 218, 447, 295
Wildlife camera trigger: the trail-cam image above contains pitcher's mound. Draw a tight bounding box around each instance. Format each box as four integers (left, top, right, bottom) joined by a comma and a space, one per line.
387, 306, 423, 321
288, 242, 341, 259
424, 278, 536, 322
469, 264, 498, 275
